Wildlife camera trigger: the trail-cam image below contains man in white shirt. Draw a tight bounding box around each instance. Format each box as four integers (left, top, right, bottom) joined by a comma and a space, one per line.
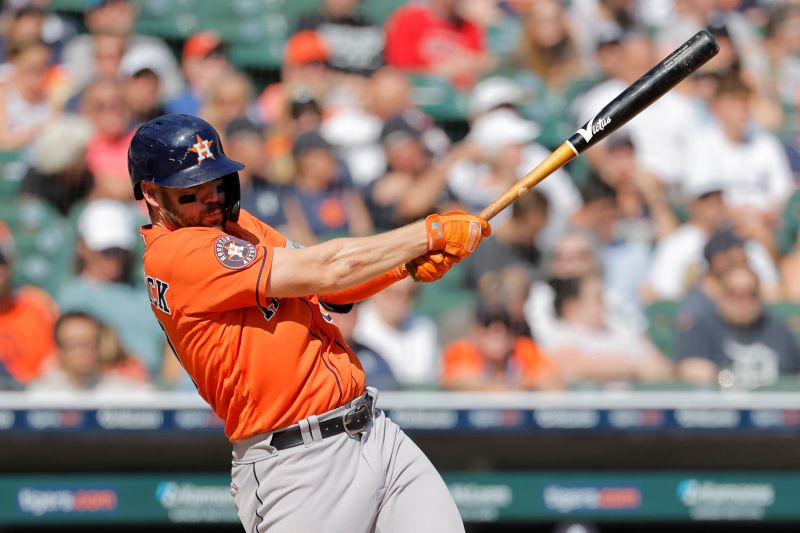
645, 179, 779, 302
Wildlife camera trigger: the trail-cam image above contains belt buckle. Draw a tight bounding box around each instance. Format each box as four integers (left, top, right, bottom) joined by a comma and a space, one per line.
342, 402, 370, 437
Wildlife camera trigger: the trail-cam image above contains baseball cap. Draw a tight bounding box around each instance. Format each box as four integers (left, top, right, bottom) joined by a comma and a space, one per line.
182, 31, 224, 61
119, 47, 170, 78
682, 177, 724, 201
703, 226, 745, 264
78, 199, 136, 252
475, 301, 512, 328
0, 222, 16, 264
468, 76, 525, 118
31, 114, 94, 175
225, 116, 265, 139
284, 30, 329, 67
468, 108, 540, 154
292, 131, 333, 158
380, 115, 423, 146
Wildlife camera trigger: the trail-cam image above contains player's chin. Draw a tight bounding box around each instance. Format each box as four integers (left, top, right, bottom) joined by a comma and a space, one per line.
201, 210, 226, 229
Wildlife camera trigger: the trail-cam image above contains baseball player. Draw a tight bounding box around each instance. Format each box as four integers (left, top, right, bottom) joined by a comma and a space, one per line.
128, 114, 490, 533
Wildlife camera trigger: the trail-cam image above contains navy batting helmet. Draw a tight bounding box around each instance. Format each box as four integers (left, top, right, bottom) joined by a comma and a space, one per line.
128, 113, 244, 222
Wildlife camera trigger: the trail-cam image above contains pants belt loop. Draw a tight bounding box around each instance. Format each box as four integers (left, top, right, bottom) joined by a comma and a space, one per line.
308, 415, 322, 442
298, 418, 314, 447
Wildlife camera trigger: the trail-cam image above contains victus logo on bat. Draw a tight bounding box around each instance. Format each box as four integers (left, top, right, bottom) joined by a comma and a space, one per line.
574, 113, 612, 143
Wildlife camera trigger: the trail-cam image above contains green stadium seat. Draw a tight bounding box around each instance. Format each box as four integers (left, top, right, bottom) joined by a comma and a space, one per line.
408, 74, 470, 121
416, 262, 476, 323
645, 300, 680, 359
48, 0, 91, 12
360, 0, 406, 24
0, 151, 25, 197
767, 302, 800, 345
0, 197, 76, 297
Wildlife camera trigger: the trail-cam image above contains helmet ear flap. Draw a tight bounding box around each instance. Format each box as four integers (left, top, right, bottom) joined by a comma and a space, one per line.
223, 173, 240, 222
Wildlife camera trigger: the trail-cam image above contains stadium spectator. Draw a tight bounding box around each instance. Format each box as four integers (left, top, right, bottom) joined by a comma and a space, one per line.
282, 131, 373, 243
166, 31, 232, 117
79, 78, 135, 200
0, 223, 57, 386
331, 303, 400, 391
257, 30, 332, 126
0, 1, 76, 63
751, 4, 800, 133
199, 70, 256, 142
294, 0, 384, 77
524, 228, 603, 344
677, 265, 800, 390
454, 102, 581, 247
571, 30, 703, 187
354, 275, 440, 387
224, 117, 287, 230
441, 301, 561, 391
119, 47, 168, 125
60, 0, 182, 99
569, 175, 650, 330
364, 114, 461, 231
542, 273, 673, 387
56, 199, 163, 377
514, 0, 588, 93
462, 186, 548, 293
0, 4, 44, 62
28, 311, 152, 393
684, 73, 794, 259
645, 182, 779, 303
384, 0, 496, 88
677, 225, 780, 329
19, 113, 94, 216
0, 39, 61, 150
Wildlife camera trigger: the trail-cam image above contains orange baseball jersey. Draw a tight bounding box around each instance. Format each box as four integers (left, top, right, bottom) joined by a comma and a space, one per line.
140, 209, 365, 441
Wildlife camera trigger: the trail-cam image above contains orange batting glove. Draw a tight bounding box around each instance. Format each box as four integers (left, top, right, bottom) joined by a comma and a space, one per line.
406, 251, 462, 283
425, 210, 491, 258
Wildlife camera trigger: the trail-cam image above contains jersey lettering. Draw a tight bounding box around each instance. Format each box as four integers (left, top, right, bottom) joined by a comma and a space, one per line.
146, 275, 172, 315
260, 297, 280, 321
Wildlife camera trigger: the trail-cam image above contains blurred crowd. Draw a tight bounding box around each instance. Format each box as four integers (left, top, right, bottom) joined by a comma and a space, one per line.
0, 0, 799, 394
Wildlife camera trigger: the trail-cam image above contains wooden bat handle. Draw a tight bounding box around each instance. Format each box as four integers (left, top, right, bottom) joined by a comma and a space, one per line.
477, 142, 577, 221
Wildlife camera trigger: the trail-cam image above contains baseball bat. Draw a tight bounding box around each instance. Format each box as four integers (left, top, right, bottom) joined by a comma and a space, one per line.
477, 30, 719, 221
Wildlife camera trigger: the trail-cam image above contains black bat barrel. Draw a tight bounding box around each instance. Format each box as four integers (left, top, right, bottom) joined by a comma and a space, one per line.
567, 30, 719, 154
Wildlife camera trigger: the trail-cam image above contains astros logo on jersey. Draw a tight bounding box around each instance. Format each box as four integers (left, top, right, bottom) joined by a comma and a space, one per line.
189, 134, 215, 164
214, 236, 257, 269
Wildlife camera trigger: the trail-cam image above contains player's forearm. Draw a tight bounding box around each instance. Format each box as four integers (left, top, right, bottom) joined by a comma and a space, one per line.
268, 222, 427, 297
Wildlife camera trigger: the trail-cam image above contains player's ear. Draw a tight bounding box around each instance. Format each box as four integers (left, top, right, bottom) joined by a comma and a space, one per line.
140, 182, 161, 208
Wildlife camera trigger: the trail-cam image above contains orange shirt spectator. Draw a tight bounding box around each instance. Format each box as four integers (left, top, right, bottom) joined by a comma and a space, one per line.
441, 303, 561, 390
0, 225, 56, 385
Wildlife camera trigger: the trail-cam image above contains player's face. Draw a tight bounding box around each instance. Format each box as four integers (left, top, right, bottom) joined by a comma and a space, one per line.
157, 178, 227, 230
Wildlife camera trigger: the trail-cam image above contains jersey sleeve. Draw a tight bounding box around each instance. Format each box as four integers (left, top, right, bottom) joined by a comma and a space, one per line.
166, 228, 275, 315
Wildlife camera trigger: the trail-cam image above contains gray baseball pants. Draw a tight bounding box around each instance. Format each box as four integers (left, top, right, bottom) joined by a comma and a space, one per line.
230, 392, 464, 533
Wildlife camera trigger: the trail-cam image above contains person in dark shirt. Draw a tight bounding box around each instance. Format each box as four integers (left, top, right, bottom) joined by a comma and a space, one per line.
224, 117, 287, 230
677, 265, 800, 390
295, 0, 384, 76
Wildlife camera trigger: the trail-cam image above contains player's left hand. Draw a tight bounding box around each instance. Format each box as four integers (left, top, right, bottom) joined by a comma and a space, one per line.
406, 251, 461, 283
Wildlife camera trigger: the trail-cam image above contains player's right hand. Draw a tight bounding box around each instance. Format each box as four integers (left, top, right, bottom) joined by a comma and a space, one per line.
425, 210, 491, 258
406, 251, 462, 283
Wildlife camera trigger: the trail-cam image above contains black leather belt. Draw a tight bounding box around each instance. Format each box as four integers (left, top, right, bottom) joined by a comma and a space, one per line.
270, 395, 374, 451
